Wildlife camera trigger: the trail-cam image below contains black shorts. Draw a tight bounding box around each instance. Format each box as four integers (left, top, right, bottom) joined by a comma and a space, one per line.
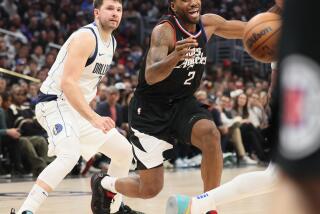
128, 95, 213, 170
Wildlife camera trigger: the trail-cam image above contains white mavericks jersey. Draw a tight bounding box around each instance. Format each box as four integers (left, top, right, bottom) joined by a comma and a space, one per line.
40, 22, 116, 102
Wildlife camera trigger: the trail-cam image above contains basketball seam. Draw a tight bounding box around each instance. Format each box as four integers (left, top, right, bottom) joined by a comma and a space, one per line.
243, 18, 281, 41
250, 27, 281, 56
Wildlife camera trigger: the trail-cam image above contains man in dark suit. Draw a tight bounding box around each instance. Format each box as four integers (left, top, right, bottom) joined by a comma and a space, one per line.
96, 85, 124, 129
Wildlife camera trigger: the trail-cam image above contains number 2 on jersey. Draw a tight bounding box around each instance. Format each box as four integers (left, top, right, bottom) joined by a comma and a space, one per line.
184, 71, 195, 85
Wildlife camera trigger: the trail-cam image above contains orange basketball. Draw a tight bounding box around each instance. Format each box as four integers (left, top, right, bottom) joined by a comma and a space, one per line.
243, 12, 282, 63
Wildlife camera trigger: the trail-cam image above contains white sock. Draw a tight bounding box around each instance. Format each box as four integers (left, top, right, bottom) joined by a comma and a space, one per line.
191, 192, 217, 213
101, 176, 121, 213
211, 164, 278, 207
190, 164, 278, 214
98, 129, 133, 178
101, 176, 118, 193
18, 184, 48, 214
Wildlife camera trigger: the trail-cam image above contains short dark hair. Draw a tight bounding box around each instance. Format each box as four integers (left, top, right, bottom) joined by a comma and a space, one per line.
94, 0, 122, 9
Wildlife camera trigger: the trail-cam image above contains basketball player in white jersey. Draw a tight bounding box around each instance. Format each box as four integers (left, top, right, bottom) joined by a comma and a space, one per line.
12, 1, 139, 214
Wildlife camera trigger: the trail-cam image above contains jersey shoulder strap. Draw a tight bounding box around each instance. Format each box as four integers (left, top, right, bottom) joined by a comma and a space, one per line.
111, 35, 116, 54
81, 26, 98, 67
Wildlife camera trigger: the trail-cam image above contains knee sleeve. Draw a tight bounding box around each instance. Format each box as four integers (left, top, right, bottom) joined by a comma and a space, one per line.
99, 129, 133, 164
38, 152, 80, 189
98, 129, 133, 177
38, 136, 81, 189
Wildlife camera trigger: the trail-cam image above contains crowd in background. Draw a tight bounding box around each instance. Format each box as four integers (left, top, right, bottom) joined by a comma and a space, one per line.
0, 0, 274, 177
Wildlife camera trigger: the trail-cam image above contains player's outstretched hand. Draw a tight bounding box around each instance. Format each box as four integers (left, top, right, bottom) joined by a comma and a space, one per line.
91, 115, 115, 133
174, 36, 198, 60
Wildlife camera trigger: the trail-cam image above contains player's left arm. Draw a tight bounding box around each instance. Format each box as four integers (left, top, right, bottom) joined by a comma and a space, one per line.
202, 14, 246, 40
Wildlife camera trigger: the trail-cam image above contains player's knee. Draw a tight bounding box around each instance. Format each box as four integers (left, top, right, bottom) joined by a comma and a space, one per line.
198, 125, 221, 151
103, 130, 133, 162
68, 152, 81, 166
140, 182, 163, 199
112, 143, 133, 166
37, 150, 81, 189
121, 141, 134, 160
59, 150, 81, 171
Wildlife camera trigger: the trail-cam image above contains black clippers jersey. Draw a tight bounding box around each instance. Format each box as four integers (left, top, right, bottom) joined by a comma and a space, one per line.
135, 15, 208, 104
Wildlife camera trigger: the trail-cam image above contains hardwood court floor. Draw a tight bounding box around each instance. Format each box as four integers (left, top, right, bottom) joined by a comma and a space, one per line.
0, 166, 275, 214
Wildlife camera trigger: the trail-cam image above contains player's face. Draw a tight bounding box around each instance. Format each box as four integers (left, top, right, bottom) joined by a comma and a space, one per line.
172, 0, 201, 24
95, 0, 123, 31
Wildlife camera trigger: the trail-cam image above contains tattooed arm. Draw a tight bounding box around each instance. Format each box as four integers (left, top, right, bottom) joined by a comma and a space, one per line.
145, 23, 198, 85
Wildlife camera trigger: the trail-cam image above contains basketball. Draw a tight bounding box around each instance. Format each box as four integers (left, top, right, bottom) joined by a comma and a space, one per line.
243, 12, 282, 63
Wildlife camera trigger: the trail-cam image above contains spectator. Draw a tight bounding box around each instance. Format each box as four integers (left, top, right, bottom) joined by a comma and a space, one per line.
30, 45, 45, 68
0, 77, 7, 94
233, 93, 268, 161
36, 66, 49, 82
1, 0, 18, 16
8, 86, 49, 176
96, 84, 108, 105
1, 91, 24, 176
96, 86, 125, 131
0, 92, 20, 175
248, 92, 268, 129
26, 82, 40, 107
218, 93, 257, 165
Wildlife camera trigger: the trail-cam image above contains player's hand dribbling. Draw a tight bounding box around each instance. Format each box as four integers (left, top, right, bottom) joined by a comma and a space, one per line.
90, 115, 115, 133
173, 36, 198, 61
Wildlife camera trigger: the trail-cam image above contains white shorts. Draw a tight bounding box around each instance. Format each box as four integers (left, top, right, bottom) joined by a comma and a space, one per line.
130, 128, 173, 169
35, 98, 112, 161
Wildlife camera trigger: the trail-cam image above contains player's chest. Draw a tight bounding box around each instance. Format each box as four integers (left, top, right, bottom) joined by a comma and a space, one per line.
88, 49, 113, 77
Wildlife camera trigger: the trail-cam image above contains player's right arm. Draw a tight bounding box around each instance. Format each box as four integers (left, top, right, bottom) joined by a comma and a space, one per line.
145, 23, 198, 85
61, 31, 114, 133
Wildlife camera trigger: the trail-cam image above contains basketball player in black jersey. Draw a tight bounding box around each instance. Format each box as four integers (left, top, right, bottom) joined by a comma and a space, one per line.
91, 0, 247, 211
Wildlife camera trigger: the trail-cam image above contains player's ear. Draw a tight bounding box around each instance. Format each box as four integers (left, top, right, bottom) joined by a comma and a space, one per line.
170, 2, 176, 13
94, 8, 99, 18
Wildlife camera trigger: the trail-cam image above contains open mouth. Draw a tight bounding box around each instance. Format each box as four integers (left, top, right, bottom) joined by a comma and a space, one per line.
188, 9, 199, 18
